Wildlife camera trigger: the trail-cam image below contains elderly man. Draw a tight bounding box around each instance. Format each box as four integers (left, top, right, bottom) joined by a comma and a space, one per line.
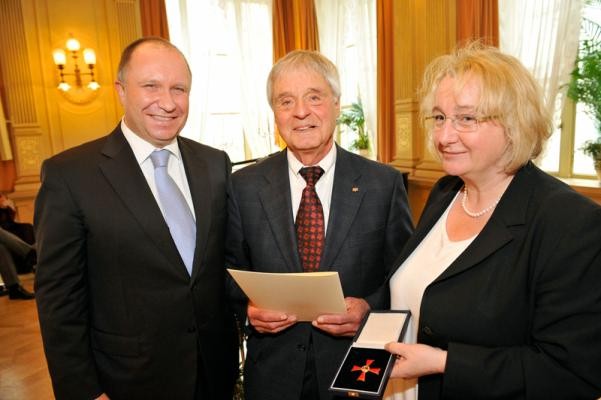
226, 50, 414, 400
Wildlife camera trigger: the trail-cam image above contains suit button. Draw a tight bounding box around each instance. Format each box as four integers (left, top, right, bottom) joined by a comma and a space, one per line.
422, 326, 433, 336
296, 344, 306, 351
187, 325, 197, 333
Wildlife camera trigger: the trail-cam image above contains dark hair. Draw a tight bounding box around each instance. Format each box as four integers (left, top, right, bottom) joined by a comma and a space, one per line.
116, 37, 191, 82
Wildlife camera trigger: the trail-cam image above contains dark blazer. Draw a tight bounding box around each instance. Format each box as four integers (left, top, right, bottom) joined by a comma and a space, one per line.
226, 145, 414, 400
34, 126, 238, 400
388, 162, 601, 399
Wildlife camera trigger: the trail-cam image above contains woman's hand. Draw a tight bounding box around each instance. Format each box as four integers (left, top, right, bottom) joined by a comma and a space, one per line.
384, 342, 447, 379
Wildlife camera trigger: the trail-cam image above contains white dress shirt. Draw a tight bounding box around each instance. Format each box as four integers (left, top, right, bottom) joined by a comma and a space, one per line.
384, 193, 474, 400
287, 144, 336, 235
120, 120, 196, 220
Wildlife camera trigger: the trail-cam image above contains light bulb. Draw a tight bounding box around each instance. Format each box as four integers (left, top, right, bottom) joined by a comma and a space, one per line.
66, 38, 80, 52
53, 49, 66, 66
58, 82, 71, 91
83, 49, 96, 65
87, 81, 100, 91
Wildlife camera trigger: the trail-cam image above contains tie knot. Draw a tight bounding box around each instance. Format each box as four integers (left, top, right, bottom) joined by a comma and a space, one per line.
150, 149, 170, 169
299, 166, 324, 186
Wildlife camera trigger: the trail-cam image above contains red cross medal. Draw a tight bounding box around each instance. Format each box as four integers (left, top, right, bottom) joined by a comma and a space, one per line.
351, 359, 381, 382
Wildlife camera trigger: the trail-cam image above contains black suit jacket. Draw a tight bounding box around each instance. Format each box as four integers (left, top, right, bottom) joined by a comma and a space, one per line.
226, 146, 414, 400
34, 126, 238, 400
387, 162, 601, 399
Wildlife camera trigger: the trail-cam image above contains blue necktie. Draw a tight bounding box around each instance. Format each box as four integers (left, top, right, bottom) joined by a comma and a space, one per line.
150, 149, 196, 275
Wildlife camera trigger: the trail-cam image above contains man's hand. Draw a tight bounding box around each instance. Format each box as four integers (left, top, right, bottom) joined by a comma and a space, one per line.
384, 342, 447, 379
247, 302, 297, 334
311, 297, 370, 336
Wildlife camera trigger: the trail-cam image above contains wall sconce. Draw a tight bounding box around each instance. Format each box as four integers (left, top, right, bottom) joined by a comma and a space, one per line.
52, 37, 100, 92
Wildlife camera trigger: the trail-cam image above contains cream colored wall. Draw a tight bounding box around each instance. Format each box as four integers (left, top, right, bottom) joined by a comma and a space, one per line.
390, 1, 456, 223
4, 0, 597, 224
0, 0, 142, 222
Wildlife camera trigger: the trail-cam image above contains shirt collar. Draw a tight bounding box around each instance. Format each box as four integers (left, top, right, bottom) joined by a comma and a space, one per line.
120, 119, 182, 165
287, 143, 337, 177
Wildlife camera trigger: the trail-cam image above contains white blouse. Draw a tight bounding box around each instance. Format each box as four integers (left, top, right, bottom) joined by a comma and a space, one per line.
384, 194, 475, 400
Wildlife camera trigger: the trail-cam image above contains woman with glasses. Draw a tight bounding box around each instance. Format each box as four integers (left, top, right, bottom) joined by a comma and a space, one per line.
383, 43, 601, 399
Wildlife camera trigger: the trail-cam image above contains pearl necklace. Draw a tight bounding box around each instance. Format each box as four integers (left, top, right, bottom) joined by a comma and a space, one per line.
461, 187, 500, 218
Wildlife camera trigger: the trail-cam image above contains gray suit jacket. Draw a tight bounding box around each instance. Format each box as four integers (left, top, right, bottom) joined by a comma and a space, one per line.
35, 126, 238, 400
226, 145, 413, 400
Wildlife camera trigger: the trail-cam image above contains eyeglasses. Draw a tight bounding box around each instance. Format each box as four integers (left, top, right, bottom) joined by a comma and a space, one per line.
424, 113, 497, 133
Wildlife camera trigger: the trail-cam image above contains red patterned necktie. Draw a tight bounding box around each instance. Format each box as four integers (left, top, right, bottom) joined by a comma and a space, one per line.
295, 166, 325, 272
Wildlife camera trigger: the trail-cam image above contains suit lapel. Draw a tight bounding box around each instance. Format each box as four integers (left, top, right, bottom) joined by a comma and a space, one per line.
257, 151, 302, 272
98, 129, 189, 279
179, 138, 212, 281
387, 182, 460, 280
432, 168, 531, 284
321, 147, 364, 270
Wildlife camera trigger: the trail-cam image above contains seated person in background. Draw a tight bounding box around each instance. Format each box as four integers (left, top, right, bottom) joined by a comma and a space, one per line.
383, 43, 601, 399
0, 193, 36, 273
1, 192, 35, 243
0, 226, 36, 267
0, 192, 16, 220
0, 248, 35, 300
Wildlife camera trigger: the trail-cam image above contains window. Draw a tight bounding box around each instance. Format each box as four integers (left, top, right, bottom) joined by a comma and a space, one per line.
571, 3, 601, 176
500, 1, 599, 179
315, 0, 377, 155
166, 0, 277, 163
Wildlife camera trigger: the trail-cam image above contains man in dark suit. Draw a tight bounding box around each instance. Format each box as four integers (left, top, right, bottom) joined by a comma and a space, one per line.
34, 37, 238, 400
226, 50, 414, 400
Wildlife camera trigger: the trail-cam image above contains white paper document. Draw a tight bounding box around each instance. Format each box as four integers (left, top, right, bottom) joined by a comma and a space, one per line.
227, 269, 347, 321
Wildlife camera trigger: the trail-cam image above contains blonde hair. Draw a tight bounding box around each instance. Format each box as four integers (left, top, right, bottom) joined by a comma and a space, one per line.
266, 50, 341, 108
419, 42, 552, 173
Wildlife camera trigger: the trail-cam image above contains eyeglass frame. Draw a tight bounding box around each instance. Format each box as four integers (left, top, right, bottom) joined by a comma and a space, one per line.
423, 113, 498, 133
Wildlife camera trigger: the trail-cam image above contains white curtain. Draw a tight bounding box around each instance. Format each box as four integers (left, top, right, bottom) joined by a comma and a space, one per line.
315, 0, 377, 152
233, 0, 276, 158
166, 0, 211, 144
499, 0, 583, 169
165, 0, 275, 161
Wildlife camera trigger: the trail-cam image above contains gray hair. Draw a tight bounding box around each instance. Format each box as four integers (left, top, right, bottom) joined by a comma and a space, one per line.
266, 50, 341, 108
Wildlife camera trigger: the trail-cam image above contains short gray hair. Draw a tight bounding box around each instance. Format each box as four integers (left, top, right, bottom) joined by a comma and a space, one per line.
266, 50, 341, 108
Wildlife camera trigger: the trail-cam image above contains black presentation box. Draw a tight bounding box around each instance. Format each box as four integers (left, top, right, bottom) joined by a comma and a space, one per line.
329, 310, 411, 399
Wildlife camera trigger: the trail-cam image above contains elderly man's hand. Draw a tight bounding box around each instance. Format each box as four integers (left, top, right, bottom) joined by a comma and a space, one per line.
311, 297, 370, 337
247, 302, 297, 334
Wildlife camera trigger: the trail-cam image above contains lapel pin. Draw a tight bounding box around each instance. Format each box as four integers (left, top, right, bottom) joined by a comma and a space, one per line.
352, 187, 359, 192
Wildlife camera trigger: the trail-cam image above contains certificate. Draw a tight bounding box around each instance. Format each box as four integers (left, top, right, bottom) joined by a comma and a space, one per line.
227, 269, 347, 321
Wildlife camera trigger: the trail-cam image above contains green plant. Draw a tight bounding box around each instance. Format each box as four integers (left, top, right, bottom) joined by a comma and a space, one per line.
568, 19, 601, 162
581, 138, 601, 160
338, 100, 370, 150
